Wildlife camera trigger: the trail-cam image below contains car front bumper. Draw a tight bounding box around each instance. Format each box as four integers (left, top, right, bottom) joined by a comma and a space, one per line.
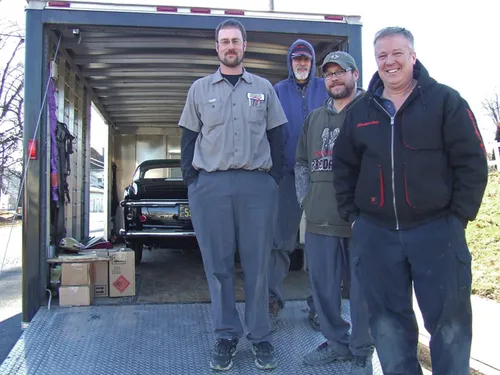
119, 229, 195, 237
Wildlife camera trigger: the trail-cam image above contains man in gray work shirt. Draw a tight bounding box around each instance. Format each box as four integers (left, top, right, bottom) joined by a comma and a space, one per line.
178, 19, 287, 372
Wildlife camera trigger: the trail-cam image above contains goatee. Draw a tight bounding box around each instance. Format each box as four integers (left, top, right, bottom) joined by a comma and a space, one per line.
219, 53, 244, 68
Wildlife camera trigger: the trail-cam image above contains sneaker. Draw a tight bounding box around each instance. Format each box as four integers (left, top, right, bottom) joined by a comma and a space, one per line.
350, 353, 373, 375
252, 342, 278, 370
268, 300, 282, 329
307, 311, 321, 331
209, 338, 238, 371
303, 341, 353, 366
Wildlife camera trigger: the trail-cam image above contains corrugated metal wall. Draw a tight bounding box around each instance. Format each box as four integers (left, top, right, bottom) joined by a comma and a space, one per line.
52, 55, 91, 241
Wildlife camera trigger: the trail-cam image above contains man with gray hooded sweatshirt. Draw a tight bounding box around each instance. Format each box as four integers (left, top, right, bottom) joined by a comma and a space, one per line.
269, 39, 328, 327
295, 51, 374, 375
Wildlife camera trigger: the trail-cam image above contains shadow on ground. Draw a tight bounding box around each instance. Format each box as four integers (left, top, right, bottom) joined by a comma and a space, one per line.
0, 313, 22, 364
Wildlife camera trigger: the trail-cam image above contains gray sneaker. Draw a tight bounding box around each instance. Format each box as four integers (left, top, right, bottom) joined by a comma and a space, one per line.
350, 353, 373, 375
303, 341, 353, 366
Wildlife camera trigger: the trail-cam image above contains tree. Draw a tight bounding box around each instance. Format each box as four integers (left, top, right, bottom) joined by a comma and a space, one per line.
482, 92, 500, 143
0, 19, 24, 202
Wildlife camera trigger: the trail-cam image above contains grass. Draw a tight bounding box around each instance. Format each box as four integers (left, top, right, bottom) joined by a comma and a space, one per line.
467, 171, 500, 302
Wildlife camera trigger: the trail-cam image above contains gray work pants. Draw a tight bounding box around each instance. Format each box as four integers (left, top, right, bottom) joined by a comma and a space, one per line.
188, 170, 278, 343
305, 232, 373, 356
268, 172, 303, 307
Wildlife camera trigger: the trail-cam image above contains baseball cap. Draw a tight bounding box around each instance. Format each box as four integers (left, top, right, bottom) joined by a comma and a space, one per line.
321, 51, 358, 72
291, 44, 313, 60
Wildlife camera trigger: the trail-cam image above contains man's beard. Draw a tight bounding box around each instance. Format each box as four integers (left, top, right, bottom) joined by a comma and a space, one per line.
329, 79, 356, 99
218, 51, 244, 68
293, 68, 309, 81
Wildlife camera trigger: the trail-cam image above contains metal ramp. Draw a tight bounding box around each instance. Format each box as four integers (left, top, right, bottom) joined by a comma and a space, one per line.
0, 301, 382, 374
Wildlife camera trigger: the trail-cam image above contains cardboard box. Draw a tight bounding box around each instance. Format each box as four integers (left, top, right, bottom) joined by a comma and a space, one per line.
61, 263, 92, 286
92, 261, 109, 297
109, 249, 135, 297
79, 249, 110, 297
59, 285, 93, 306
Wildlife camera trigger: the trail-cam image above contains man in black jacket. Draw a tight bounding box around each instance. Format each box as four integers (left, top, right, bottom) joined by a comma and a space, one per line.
332, 26, 488, 375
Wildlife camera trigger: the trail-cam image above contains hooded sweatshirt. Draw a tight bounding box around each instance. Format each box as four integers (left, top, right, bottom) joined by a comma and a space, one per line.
295, 90, 365, 237
274, 39, 329, 173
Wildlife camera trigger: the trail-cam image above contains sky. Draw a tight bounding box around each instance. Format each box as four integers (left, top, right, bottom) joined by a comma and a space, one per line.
2, 0, 499, 147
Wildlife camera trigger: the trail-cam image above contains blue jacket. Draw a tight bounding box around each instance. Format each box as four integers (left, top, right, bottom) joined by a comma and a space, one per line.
274, 39, 329, 173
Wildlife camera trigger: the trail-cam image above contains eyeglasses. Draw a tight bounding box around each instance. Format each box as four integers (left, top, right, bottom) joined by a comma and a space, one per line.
323, 68, 352, 80
218, 39, 243, 47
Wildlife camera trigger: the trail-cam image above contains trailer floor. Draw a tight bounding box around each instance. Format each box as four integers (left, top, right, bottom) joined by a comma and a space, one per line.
0, 300, 383, 374
94, 247, 312, 305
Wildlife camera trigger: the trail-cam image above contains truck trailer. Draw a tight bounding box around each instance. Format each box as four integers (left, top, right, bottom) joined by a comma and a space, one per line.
6, 1, 367, 373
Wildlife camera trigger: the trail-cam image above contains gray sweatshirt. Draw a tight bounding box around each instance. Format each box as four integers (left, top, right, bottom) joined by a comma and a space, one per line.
295, 90, 365, 237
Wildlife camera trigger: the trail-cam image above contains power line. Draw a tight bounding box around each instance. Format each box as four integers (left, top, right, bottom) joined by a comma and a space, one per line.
0, 33, 25, 38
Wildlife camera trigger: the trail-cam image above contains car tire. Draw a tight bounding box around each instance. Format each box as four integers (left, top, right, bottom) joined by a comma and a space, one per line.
289, 248, 304, 271
132, 243, 143, 265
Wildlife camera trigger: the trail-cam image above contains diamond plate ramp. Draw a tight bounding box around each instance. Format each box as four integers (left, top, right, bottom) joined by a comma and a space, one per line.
0, 301, 382, 374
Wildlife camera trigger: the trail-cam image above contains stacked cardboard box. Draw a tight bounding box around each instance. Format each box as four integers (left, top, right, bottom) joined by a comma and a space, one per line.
59, 263, 94, 306
52, 248, 136, 305
56, 250, 111, 306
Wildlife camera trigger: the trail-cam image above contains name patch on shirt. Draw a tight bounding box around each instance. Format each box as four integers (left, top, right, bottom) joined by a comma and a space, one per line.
247, 93, 265, 107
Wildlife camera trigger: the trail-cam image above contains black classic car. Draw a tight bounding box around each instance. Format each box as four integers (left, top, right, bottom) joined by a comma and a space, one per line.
119, 159, 196, 264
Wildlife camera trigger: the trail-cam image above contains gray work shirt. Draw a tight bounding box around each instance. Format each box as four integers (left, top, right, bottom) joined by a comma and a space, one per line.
178, 68, 287, 172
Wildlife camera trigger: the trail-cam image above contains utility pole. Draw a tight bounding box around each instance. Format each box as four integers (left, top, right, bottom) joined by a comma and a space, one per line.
269, 0, 275, 11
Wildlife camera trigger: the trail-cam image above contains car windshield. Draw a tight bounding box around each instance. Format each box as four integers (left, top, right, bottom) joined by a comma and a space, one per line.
135, 166, 183, 180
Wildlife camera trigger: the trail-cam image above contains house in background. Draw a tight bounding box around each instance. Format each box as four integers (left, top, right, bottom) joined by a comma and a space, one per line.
0, 171, 21, 211
90, 147, 104, 212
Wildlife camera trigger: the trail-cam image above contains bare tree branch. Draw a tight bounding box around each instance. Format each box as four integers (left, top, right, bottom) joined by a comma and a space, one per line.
0, 39, 23, 104
482, 92, 500, 142
0, 19, 24, 199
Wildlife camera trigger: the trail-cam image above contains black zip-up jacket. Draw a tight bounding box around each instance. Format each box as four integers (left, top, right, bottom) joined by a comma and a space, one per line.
332, 60, 489, 230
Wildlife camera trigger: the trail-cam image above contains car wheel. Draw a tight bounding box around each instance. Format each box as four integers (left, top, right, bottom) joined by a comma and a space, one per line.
289, 248, 304, 271
132, 243, 143, 265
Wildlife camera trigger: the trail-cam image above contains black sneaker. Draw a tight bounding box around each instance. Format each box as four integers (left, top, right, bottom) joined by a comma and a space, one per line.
209, 338, 238, 371
307, 311, 321, 331
350, 353, 373, 375
252, 342, 277, 370
268, 300, 282, 330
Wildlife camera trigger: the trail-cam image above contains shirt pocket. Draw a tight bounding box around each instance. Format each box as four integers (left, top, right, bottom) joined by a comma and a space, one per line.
200, 100, 224, 128
248, 105, 266, 124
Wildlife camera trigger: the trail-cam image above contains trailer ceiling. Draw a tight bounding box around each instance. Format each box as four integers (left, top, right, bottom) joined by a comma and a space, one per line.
50, 24, 347, 134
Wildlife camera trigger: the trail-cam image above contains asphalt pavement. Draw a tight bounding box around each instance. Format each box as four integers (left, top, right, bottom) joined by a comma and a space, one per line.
0, 222, 22, 364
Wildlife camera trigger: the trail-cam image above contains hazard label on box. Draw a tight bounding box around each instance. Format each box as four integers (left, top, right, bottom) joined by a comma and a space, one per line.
108, 249, 135, 297
112, 275, 130, 293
